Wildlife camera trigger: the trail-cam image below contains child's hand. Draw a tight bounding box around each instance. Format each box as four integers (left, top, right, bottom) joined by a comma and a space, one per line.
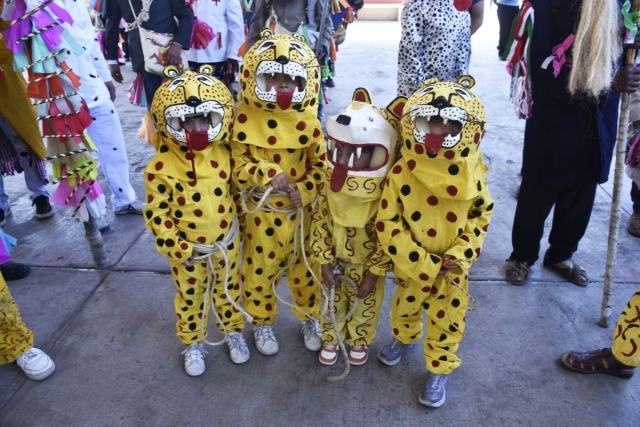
184, 256, 195, 267
270, 172, 290, 191
321, 264, 339, 289
437, 255, 459, 277
356, 272, 378, 299
288, 185, 302, 207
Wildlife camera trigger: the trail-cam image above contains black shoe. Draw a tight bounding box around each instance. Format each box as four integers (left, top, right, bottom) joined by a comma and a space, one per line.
0, 206, 11, 227
33, 196, 54, 219
326, 76, 335, 88
0, 261, 31, 281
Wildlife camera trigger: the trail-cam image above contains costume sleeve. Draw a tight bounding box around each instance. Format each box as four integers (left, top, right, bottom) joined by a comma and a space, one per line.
169, 0, 194, 49
294, 138, 327, 208
310, 190, 335, 265
315, 0, 334, 53
376, 171, 442, 284
225, 0, 246, 61
366, 221, 392, 277
91, 40, 113, 83
104, 0, 123, 61
248, 0, 268, 49
230, 140, 284, 189
444, 177, 493, 267
143, 173, 192, 260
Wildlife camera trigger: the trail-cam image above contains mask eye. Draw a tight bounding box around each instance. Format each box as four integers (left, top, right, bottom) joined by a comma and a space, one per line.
256, 40, 275, 55
418, 85, 435, 97
168, 77, 187, 92
290, 42, 308, 57
196, 75, 215, 86
455, 88, 472, 101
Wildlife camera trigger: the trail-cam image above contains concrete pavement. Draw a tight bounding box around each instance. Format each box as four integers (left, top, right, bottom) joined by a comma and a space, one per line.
0, 12, 639, 427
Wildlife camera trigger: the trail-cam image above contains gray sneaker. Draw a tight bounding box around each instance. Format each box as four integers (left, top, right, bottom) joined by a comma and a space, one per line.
227, 332, 250, 364
115, 201, 144, 215
378, 338, 413, 366
419, 372, 449, 407
301, 320, 322, 351
253, 325, 279, 355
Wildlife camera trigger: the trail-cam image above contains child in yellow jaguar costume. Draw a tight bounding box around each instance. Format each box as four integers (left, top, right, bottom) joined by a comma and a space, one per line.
143, 65, 249, 376
231, 29, 327, 356
376, 76, 493, 407
312, 88, 405, 367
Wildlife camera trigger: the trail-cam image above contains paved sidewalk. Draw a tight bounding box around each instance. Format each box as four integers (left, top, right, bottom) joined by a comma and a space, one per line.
0, 13, 639, 427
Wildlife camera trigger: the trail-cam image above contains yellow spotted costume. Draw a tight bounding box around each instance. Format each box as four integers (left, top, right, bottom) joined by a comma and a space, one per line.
143, 65, 244, 344
231, 30, 327, 324
612, 288, 640, 367
311, 88, 405, 346
0, 275, 34, 365
377, 76, 493, 375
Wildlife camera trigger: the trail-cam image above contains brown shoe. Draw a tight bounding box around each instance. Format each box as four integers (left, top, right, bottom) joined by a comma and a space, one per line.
348, 345, 369, 366
319, 343, 339, 365
559, 348, 635, 379
628, 213, 640, 238
505, 260, 530, 285
547, 259, 588, 286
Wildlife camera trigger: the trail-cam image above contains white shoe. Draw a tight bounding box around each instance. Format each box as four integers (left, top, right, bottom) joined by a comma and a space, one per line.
115, 200, 145, 215
182, 343, 207, 376
319, 343, 339, 365
227, 332, 250, 364
253, 325, 279, 355
96, 216, 111, 232
16, 347, 55, 381
301, 320, 322, 351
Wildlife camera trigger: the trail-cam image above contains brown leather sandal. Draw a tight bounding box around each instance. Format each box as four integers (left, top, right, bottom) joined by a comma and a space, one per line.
505, 260, 530, 285
547, 259, 588, 286
559, 348, 635, 379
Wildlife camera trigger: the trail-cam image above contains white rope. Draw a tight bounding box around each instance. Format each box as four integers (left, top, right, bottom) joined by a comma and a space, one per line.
124, 0, 153, 32
183, 218, 253, 347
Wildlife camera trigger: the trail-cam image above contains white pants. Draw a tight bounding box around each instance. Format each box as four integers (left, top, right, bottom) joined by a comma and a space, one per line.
86, 100, 137, 210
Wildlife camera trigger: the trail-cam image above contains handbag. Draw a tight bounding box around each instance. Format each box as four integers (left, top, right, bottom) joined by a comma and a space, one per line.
126, 0, 189, 75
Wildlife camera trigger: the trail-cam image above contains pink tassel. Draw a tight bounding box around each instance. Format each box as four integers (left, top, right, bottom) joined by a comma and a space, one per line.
190, 18, 215, 50
127, 72, 147, 107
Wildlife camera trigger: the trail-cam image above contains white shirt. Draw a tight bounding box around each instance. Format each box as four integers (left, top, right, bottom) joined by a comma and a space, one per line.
188, 0, 246, 63
55, 0, 112, 110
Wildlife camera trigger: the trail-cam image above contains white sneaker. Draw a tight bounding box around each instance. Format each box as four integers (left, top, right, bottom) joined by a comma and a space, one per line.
301, 320, 322, 351
95, 215, 111, 233
253, 325, 279, 355
115, 200, 145, 215
227, 332, 250, 364
16, 347, 55, 381
182, 343, 207, 376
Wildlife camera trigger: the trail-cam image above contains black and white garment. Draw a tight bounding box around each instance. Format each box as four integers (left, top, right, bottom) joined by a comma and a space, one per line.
397, 0, 471, 97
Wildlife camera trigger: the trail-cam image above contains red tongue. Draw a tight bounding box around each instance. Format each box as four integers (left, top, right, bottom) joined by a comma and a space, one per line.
186, 131, 209, 151
277, 91, 293, 109
330, 165, 348, 192
424, 134, 446, 156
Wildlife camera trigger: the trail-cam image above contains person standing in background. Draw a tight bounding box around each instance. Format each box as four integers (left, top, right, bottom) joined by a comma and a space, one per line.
495, 0, 520, 59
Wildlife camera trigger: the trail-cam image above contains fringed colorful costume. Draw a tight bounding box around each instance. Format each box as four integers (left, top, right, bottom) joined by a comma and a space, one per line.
230, 30, 327, 325
311, 89, 404, 350
143, 65, 245, 345
377, 76, 492, 375
397, 0, 471, 97
1, 0, 106, 221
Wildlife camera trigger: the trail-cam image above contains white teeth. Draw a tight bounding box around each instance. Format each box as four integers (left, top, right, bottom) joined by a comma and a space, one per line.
181, 115, 185, 122
426, 115, 432, 122
290, 74, 295, 80
332, 149, 338, 162
356, 147, 362, 158
348, 153, 354, 168
443, 118, 449, 124
270, 72, 275, 78
270, 87, 276, 95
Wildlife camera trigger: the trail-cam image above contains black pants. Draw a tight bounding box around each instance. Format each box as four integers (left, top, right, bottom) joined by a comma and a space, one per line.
510, 178, 598, 265
632, 181, 640, 214
497, 4, 520, 58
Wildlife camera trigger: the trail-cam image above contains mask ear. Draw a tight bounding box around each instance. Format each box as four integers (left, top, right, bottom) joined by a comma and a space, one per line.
163, 65, 181, 79
292, 33, 306, 43
260, 28, 274, 39
352, 88, 373, 104
458, 75, 476, 89
199, 64, 214, 75
422, 77, 440, 86
386, 96, 407, 120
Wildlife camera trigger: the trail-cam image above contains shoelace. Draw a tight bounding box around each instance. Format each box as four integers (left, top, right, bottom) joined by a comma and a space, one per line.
390, 339, 406, 352
228, 334, 248, 354
181, 343, 208, 358
256, 326, 276, 343
20, 349, 38, 361
426, 375, 445, 390
302, 320, 320, 337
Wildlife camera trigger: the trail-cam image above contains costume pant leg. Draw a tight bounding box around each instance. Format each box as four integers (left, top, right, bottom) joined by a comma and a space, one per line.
423, 271, 469, 375
143, 72, 164, 110
170, 236, 244, 344
286, 236, 321, 320
396, 0, 427, 98
0, 175, 8, 211
631, 181, 640, 214
86, 102, 137, 210
612, 287, 640, 367
510, 178, 558, 265
0, 276, 34, 364
497, 5, 520, 58
320, 277, 349, 345
390, 276, 425, 345
543, 183, 597, 265
346, 268, 385, 347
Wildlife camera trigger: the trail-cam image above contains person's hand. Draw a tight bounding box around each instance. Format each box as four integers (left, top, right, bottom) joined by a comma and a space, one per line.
164, 43, 183, 66
184, 256, 195, 267
270, 172, 290, 191
105, 81, 116, 101
109, 64, 123, 83
611, 66, 640, 93
317, 46, 328, 64
288, 184, 302, 207
321, 264, 339, 289
437, 255, 459, 277
356, 272, 378, 299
